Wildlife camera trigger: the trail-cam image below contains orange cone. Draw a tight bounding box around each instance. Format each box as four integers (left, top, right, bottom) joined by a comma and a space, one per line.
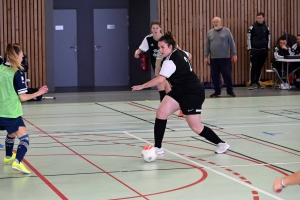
178, 110, 184, 117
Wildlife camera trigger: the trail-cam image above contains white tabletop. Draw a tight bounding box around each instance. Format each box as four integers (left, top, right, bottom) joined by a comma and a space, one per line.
276, 58, 300, 62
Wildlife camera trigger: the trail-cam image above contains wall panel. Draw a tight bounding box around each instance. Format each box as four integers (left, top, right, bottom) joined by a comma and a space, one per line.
0, 0, 46, 88
159, 0, 300, 85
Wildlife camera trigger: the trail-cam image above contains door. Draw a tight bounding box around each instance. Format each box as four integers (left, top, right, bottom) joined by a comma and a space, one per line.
53, 9, 78, 87
94, 9, 129, 86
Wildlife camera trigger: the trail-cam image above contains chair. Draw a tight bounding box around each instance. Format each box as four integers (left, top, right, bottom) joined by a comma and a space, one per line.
266, 63, 284, 89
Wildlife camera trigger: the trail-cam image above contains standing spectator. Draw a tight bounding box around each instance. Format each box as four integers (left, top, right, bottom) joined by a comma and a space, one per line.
247, 12, 271, 90
204, 17, 237, 98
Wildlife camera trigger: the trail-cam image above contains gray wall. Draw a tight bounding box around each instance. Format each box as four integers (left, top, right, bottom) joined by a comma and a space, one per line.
53, 0, 129, 87
45, 0, 55, 92
49, 0, 158, 89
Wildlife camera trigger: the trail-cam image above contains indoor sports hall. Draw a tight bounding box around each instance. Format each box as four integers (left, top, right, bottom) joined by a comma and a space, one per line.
0, 89, 299, 200
1, 0, 300, 199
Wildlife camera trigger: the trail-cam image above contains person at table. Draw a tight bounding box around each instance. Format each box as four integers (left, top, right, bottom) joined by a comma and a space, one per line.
272, 37, 293, 89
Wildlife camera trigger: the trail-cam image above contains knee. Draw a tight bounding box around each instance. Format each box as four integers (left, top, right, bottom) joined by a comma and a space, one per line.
156, 108, 168, 119
190, 124, 204, 134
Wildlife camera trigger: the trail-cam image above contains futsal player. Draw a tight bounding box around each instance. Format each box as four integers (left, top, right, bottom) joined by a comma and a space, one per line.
0, 44, 48, 174
132, 31, 230, 154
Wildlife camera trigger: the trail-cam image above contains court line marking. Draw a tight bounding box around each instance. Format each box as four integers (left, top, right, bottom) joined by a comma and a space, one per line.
123, 131, 284, 200
22, 121, 300, 128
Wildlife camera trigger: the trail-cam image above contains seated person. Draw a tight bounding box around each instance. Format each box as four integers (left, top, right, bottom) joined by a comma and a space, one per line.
292, 34, 300, 55
291, 34, 300, 84
272, 37, 294, 89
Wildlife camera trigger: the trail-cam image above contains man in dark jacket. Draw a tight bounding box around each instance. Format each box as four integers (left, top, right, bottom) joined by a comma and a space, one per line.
247, 12, 270, 90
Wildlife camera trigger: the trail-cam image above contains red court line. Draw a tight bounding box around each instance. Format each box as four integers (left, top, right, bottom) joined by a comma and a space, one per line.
23, 118, 149, 200
22, 158, 68, 200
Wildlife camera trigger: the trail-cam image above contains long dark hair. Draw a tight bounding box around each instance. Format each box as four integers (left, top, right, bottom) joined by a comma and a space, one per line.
158, 31, 177, 50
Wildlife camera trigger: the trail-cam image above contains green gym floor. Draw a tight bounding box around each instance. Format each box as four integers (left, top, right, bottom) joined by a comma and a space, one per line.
0, 87, 300, 200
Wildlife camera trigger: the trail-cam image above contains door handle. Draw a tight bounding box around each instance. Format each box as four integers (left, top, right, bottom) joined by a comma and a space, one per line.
70, 46, 77, 51
95, 45, 102, 51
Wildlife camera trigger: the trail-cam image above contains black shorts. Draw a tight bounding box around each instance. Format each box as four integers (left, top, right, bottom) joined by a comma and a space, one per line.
167, 90, 205, 115
0, 116, 26, 134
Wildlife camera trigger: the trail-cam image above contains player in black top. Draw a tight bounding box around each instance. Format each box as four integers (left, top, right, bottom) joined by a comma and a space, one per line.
134, 20, 171, 102
132, 31, 230, 154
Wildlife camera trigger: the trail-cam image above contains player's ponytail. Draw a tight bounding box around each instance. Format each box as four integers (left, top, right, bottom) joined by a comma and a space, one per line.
159, 31, 177, 50
5, 44, 23, 72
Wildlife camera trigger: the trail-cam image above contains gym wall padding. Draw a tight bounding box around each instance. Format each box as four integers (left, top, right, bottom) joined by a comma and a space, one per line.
0, 0, 46, 88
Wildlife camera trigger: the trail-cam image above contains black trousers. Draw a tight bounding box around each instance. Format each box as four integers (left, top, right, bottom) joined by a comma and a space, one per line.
250, 51, 268, 85
210, 58, 233, 94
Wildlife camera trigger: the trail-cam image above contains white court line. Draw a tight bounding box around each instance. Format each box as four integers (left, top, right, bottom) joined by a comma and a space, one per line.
123, 131, 284, 200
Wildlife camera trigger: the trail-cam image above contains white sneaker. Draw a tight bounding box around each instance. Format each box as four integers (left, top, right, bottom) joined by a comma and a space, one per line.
215, 142, 230, 154
155, 147, 164, 155
284, 83, 291, 89
280, 83, 288, 90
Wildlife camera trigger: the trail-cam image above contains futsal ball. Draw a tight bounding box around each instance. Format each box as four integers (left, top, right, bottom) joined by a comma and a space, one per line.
141, 145, 157, 162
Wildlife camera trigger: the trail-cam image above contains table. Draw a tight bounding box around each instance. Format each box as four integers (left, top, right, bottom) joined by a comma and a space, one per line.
276, 58, 300, 90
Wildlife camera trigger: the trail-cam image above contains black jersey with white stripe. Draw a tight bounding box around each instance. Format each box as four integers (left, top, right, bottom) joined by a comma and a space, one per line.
160, 49, 203, 95
139, 34, 161, 67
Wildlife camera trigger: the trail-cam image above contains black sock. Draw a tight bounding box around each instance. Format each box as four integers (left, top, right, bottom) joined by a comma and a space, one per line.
199, 126, 224, 144
159, 90, 166, 102
5, 134, 15, 157
154, 118, 167, 148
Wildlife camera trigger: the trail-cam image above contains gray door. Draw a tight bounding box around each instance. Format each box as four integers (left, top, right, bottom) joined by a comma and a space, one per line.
94, 9, 129, 86
53, 9, 78, 87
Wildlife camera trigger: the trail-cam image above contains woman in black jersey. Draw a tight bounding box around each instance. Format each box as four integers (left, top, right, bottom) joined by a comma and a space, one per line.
132, 31, 230, 154
134, 20, 171, 102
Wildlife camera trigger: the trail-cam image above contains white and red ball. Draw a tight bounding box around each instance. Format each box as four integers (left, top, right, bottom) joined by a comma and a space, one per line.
141, 145, 157, 162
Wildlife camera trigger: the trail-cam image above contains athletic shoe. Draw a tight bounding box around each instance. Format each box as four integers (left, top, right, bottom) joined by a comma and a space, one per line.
3, 153, 16, 164
155, 147, 164, 155
284, 83, 291, 90
227, 91, 236, 97
210, 92, 221, 97
257, 83, 264, 89
248, 86, 255, 90
12, 161, 31, 174
280, 83, 288, 90
215, 142, 230, 154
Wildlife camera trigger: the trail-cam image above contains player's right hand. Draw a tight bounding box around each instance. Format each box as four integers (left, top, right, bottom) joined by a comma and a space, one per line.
38, 85, 49, 95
